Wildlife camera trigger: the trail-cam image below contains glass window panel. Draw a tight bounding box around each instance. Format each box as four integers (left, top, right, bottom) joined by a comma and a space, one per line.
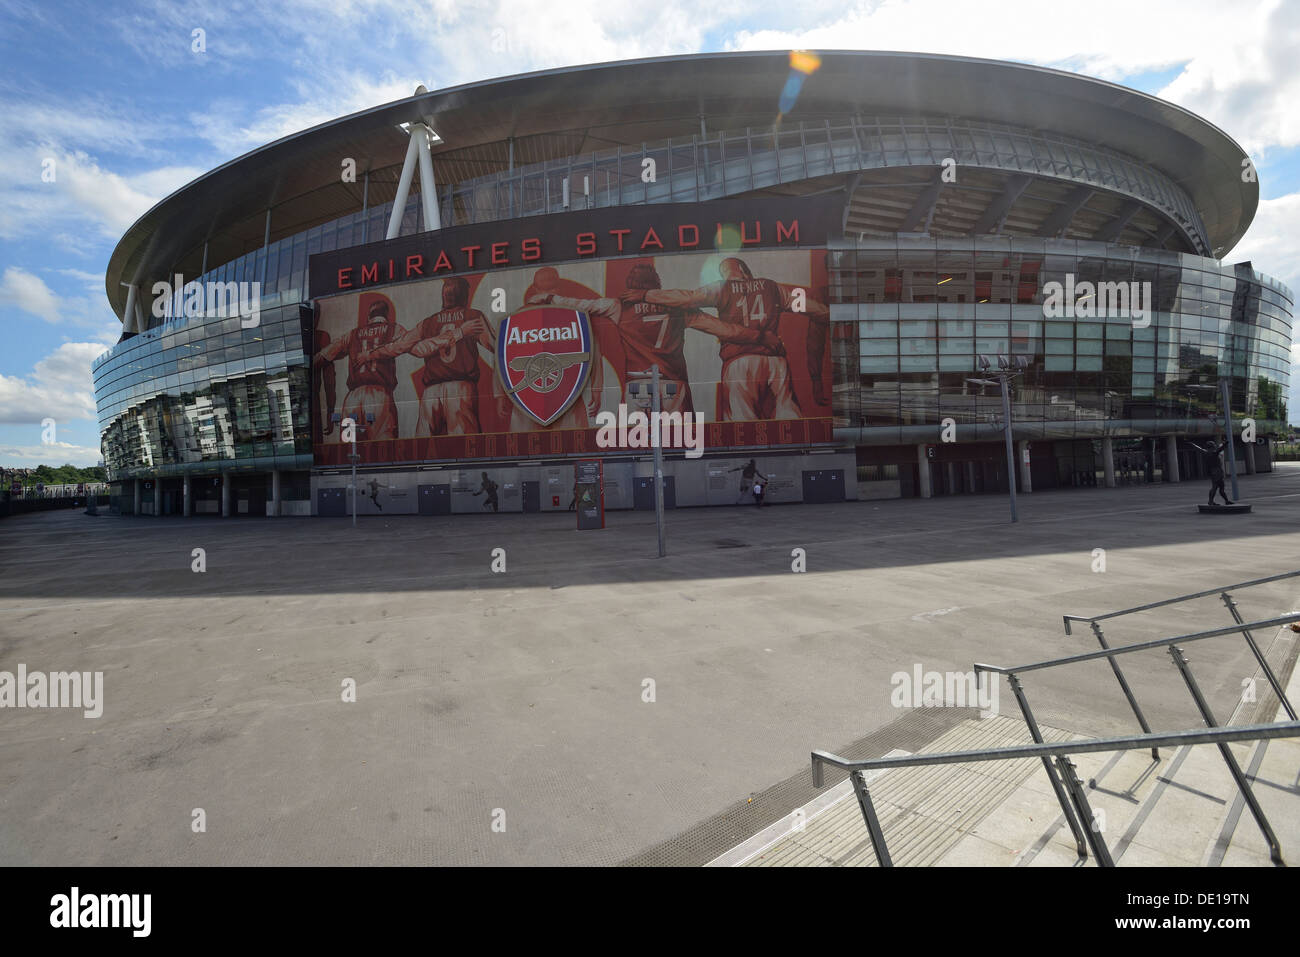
899, 355, 938, 372
859, 321, 898, 338
860, 339, 898, 356
898, 303, 938, 319
859, 356, 898, 374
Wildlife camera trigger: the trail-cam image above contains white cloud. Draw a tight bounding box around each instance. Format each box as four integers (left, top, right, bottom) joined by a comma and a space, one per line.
53, 268, 104, 286
183, 0, 733, 159
722, 0, 1298, 155
1230, 192, 1300, 296
1157, 0, 1300, 156
0, 144, 204, 244
190, 73, 424, 158
0, 341, 105, 425
0, 267, 61, 323
0, 266, 121, 337
0, 442, 103, 467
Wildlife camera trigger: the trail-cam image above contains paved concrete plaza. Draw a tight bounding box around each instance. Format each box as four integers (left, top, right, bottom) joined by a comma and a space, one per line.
3, 465, 1299, 865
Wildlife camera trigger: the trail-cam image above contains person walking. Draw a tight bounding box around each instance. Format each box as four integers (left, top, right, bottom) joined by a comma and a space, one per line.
751, 476, 767, 507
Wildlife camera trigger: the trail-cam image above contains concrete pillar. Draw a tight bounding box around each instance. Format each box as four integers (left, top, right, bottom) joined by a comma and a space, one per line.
133, 478, 141, 515
270, 470, 281, 517
155, 478, 163, 517
221, 473, 231, 518
1017, 440, 1033, 494
1101, 437, 1116, 488
1165, 435, 1180, 483
1244, 441, 1256, 474
183, 474, 192, 516
916, 444, 933, 499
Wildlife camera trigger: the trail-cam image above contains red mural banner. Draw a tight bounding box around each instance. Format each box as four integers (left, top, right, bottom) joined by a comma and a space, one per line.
312, 248, 832, 466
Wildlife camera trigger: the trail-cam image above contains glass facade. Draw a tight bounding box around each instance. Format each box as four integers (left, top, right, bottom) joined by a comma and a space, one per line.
121, 113, 1214, 340
92, 105, 1291, 498
427, 116, 1207, 251
93, 303, 313, 480
827, 237, 1292, 445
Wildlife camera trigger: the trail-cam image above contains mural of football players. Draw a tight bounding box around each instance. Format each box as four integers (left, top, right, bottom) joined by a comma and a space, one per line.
370, 277, 502, 436
527, 260, 781, 417
640, 256, 829, 421
312, 292, 405, 441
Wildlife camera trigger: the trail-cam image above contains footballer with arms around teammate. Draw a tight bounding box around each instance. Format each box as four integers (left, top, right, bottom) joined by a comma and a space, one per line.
632, 257, 830, 421
528, 261, 782, 416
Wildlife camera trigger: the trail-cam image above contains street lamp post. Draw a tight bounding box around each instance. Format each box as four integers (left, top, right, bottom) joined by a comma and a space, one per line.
1219, 377, 1240, 502
968, 354, 1028, 523
629, 365, 670, 558
336, 412, 374, 527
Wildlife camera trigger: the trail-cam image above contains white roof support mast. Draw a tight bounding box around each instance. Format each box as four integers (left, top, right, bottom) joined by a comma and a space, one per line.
385, 85, 442, 240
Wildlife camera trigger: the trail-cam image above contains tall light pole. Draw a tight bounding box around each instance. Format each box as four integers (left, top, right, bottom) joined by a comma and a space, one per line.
1219, 377, 1240, 502
968, 354, 1028, 523
337, 412, 373, 526
629, 365, 668, 557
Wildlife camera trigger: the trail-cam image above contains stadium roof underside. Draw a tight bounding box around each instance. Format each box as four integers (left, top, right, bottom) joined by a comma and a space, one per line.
106, 50, 1257, 322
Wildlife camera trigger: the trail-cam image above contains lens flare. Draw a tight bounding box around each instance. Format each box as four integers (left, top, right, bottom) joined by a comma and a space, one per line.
778, 50, 822, 117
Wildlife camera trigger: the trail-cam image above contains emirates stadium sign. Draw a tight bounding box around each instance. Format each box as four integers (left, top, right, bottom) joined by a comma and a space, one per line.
310, 194, 840, 297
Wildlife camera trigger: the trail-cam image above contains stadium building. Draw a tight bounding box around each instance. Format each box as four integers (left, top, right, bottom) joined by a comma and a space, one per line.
94, 51, 1293, 517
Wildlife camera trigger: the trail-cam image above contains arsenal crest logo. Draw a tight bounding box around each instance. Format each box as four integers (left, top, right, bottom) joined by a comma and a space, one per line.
497, 307, 593, 426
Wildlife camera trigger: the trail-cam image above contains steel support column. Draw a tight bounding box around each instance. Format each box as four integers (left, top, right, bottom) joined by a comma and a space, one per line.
386, 132, 421, 240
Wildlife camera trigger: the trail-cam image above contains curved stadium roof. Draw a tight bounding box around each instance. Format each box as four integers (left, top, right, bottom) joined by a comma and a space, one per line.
106, 50, 1258, 322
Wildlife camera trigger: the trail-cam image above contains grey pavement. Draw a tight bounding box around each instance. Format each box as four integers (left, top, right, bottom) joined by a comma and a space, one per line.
2, 465, 1299, 865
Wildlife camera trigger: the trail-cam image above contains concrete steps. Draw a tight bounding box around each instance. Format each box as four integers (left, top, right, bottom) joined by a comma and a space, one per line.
941, 623, 1300, 867
717, 622, 1300, 867
737, 715, 1071, 866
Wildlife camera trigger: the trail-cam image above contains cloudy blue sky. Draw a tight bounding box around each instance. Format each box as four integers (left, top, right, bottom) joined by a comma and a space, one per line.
1, 0, 1297, 466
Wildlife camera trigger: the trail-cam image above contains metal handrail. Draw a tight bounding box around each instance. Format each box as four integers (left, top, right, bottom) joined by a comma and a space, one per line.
810, 600, 1300, 867
1062, 572, 1299, 727
974, 614, 1300, 676
811, 721, 1300, 781
811, 721, 1300, 868
1062, 569, 1300, 634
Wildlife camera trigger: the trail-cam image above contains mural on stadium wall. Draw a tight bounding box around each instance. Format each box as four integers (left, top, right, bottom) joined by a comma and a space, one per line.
312, 248, 832, 466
